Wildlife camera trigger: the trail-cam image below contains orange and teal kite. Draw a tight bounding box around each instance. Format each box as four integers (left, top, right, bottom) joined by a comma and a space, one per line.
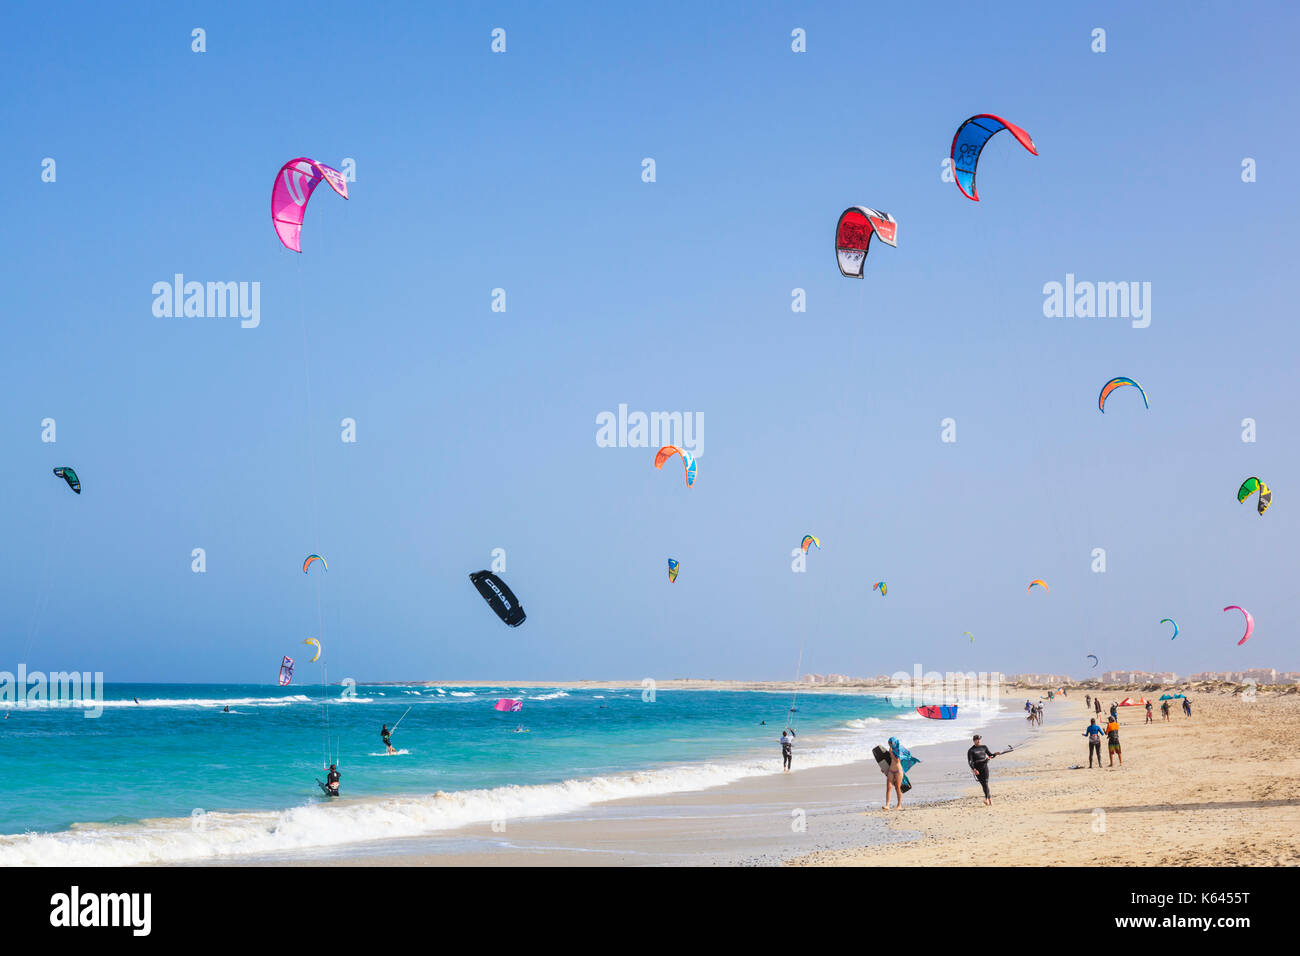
800, 534, 821, 553
1098, 377, 1148, 413
653, 445, 696, 487
873, 581, 887, 597
1027, 579, 1049, 593
303, 554, 328, 574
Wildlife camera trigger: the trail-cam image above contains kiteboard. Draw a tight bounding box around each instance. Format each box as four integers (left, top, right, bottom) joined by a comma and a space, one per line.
872, 745, 911, 793
916, 705, 958, 720
316, 779, 338, 797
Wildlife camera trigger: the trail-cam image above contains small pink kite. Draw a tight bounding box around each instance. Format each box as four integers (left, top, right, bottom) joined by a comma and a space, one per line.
1223, 606, 1255, 646
271, 158, 349, 252
494, 698, 524, 712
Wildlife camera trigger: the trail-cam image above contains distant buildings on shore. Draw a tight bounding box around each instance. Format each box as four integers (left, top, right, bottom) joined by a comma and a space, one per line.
1004, 668, 1300, 686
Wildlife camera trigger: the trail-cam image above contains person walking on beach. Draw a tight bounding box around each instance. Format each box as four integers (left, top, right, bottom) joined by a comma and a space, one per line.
1105, 717, 1123, 767
1182, 697, 1192, 718
883, 736, 917, 810
966, 734, 1002, 806
1144, 700, 1153, 724
1085, 693, 1091, 710
1161, 700, 1171, 721
1094, 697, 1102, 716
779, 730, 794, 771
1084, 718, 1105, 768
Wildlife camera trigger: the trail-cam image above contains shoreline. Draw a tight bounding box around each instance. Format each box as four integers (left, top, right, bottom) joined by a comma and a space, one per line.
217, 700, 1027, 867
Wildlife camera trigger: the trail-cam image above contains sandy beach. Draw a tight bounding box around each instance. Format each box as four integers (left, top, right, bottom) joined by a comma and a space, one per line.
796, 690, 1300, 867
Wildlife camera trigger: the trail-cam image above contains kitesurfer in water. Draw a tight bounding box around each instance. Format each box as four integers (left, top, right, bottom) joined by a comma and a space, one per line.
381, 723, 396, 754
325, 764, 340, 795
223, 706, 230, 713
779, 730, 794, 771
966, 734, 1002, 806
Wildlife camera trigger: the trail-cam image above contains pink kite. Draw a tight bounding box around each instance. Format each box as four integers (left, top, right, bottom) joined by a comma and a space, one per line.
271, 158, 349, 252
494, 698, 524, 712
1223, 605, 1255, 646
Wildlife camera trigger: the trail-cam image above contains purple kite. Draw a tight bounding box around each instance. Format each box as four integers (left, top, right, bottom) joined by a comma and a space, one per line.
271, 158, 349, 252
494, 698, 524, 712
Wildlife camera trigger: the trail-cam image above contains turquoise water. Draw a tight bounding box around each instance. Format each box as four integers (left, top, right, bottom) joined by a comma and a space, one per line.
0, 683, 1007, 864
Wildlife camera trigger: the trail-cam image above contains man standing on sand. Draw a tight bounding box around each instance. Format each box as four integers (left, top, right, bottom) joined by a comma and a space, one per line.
1085, 693, 1091, 710
1161, 700, 1171, 721
1182, 697, 1192, 718
1094, 697, 1102, 716
1106, 716, 1123, 767
966, 734, 1002, 806
1144, 700, 1154, 724
1084, 718, 1105, 768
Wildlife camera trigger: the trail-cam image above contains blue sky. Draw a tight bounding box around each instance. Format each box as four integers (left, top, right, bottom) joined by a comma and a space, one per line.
2, 1, 1297, 682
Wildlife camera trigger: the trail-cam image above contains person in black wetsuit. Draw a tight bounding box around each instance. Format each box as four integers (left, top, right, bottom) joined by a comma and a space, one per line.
381, 723, 396, 754
966, 734, 1002, 806
325, 764, 340, 795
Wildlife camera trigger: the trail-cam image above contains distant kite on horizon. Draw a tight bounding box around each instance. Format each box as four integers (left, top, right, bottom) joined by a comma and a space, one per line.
1098, 376, 1148, 413
667, 558, 679, 583
1027, 579, 1049, 593
800, 535, 821, 553
873, 582, 887, 597
303, 554, 328, 574
1161, 618, 1179, 641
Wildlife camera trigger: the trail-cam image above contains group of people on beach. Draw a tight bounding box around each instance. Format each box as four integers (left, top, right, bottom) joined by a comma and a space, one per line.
780, 688, 1199, 811
1079, 693, 1192, 769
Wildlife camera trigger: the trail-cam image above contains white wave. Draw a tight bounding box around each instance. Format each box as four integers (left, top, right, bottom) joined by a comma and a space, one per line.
528, 691, 568, 701
449, 692, 475, 698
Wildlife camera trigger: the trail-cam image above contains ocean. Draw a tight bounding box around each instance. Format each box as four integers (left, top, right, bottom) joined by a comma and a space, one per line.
0, 683, 1011, 865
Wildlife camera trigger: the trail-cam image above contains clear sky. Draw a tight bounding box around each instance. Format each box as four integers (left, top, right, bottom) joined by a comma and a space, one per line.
2, 1, 1297, 683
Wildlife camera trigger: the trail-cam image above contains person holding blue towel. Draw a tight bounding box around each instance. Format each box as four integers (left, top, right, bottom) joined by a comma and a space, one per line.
884, 736, 919, 809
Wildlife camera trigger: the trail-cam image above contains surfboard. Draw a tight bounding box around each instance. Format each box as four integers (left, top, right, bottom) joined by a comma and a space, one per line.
916, 704, 958, 719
